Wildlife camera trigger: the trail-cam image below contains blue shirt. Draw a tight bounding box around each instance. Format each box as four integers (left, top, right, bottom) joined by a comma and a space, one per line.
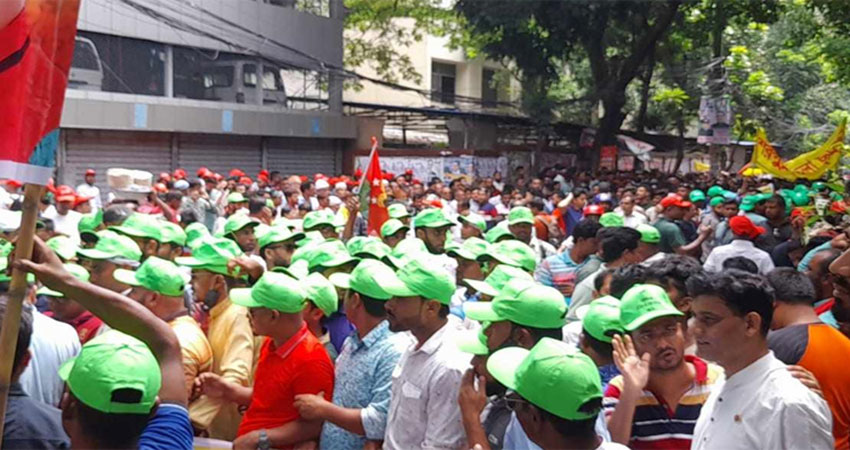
3, 383, 69, 449
325, 312, 356, 354
319, 321, 407, 450
138, 404, 193, 450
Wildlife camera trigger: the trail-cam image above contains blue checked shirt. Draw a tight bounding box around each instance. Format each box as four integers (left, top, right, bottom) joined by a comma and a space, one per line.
319, 321, 408, 450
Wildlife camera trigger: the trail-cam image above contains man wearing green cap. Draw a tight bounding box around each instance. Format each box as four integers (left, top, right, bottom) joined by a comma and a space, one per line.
387, 202, 412, 226
257, 226, 303, 270
77, 230, 142, 295
303, 210, 338, 240
508, 206, 557, 265
115, 257, 212, 402
382, 258, 471, 450
487, 339, 626, 450
635, 224, 664, 264
293, 260, 408, 450
14, 237, 192, 449
577, 297, 624, 391
413, 207, 459, 280
223, 214, 260, 256
176, 238, 255, 440
157, 221, 187, 261
301, 272, 340, 360
109, 213, 163, 261
459, 212, 486, 240
196, 271, 334, 450
604, 284, 722, 448
380, 218, 409, 249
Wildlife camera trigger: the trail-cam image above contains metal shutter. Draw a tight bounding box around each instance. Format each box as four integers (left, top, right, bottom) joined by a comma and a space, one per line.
61, 129, 172, 194
267, 137, 340, 177
178, 134, 262, 177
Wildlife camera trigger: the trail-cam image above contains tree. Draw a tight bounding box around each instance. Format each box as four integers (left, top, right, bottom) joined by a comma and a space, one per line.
456, 1, 682, 169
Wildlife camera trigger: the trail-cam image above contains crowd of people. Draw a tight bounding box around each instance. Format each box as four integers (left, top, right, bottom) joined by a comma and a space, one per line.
0, 162, 849, 450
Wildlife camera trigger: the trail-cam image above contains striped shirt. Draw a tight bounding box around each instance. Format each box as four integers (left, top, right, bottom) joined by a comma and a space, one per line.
534, 251, 588, 303
603, 355, 722, 450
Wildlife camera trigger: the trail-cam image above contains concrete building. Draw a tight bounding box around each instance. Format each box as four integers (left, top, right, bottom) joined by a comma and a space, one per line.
58, 0, 357, 190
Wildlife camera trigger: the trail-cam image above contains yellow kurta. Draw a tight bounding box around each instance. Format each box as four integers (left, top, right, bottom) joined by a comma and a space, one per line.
188, 298, 255, 440
169, 315, 213, 397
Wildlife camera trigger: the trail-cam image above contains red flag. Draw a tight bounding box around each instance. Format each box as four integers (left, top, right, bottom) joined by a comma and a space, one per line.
0, 0, 81, 184
358, 137, 389, 235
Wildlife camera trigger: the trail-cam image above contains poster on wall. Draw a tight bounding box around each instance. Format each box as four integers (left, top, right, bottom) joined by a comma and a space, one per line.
443, 155, 476, 183
698, 95, 732, 145
355, 156, 443, 182
475, 157, 508, 179
599, 145, 618, 170
618, 155, 635, 172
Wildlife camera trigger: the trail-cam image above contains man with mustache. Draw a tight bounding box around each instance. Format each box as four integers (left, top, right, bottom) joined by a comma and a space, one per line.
604, 284, 723, 449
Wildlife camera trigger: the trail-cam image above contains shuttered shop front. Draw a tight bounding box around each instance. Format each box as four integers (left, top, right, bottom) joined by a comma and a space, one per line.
178, 134, 262, 177
267, 138, 340, 177
62, 129, 172, 193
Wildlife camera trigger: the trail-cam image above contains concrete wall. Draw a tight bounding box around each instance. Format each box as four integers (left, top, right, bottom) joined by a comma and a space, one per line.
77, 0, 342, 69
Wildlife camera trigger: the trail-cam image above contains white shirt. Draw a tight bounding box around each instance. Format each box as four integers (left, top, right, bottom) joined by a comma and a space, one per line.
42, 206, 82, 245
19, 309, 81, 407
384, 322, 471, 450
616, 211, 648, 229
76, 183, 102, 210
692, 351, 832, 450
703, 239, 775, 275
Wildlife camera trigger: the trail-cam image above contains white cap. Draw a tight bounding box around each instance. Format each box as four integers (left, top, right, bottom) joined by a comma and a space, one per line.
329, 196, 342, 206
174, 180, 190, 190
316, 179, 330, 190
335, 182, 347, 191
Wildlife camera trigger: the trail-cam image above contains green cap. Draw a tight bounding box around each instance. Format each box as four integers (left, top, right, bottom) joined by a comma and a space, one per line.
689, 190, 706, 203
345, 236, 370, 256
77, 230, 142, 263
485, 223, 514, 244
301, 272, 338, 317
224, 214, 259, 237
599, 212, 624, 228
791, 191, 810, 206
159, 222, 187, 247
184, 223, 211, 249
227, 192, 247, 204
507, 207, 534, 225
109, 213, 162, 242
297, 231, 326, 248
487, 338, 602, 420
709, 197, 724, 207
257, 226, 304, 251
273, 259, 309, 280
464, 264, 532, 297
37, 263, 89, 297
113, 257, 185, 297
329, 259, 409, 300
447, 237, 490, 261
488, 240, 536, 272
230, 271, 306, 312
303, 210, 336, 231
175, 237, 244, 276
353, 239, 391, 260
380, 219, 409, 238
456, 329, 489, 355
458, 213, 487, 232
78, 211, 103, 236
464, 279, 566, 329
389, 237, 428, 265
0, 241, 11, 258
740, 195, 760, 212
619, 284, 684, 331
387, 257, 454, 304
46, 236, 79, 261
387, 203, 410, 219
812, 181, 827, 192
413, 208, 455, 229
577, 296, 624, 343
707, 186, 725, 197
636, 224, 660, 244
291, 239, 357, 271
58, 330, 161, 414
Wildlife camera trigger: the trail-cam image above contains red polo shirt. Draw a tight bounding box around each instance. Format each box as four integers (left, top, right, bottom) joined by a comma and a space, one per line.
237, 323, 334, 438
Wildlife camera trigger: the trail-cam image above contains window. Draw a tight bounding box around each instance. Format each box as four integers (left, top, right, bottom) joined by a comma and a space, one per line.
243, 64, 258, 87
72, 38, 100, 71
203, 66, 234, 88
244, 64, 284, 91
482, 68, 498, 107
431, 61, 456, 104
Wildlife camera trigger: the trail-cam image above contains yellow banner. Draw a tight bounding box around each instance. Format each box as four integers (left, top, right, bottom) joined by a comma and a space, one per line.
749, 121, 846, 180
785, 119, 846, 180
693, 161, 710, 172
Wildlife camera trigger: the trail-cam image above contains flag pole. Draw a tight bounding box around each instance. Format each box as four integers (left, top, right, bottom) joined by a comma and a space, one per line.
0, 183, 44, 445
358, 136, 379, 190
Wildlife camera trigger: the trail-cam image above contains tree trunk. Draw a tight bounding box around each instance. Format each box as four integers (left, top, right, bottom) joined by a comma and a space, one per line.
672, 110, 686, 173
592, 93, 627, 172
636, 48, 655, 133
